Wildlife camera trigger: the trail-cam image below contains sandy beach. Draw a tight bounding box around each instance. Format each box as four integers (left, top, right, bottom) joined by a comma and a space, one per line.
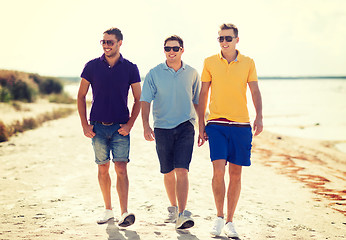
0, 108, 345, 240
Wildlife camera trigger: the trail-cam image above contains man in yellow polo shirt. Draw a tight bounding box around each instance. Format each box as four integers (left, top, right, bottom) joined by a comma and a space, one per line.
198, 23, 263, 238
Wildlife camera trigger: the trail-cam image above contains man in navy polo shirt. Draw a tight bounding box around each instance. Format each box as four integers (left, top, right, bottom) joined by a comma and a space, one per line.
77, 27, 141, 227
141, 35, 200, 230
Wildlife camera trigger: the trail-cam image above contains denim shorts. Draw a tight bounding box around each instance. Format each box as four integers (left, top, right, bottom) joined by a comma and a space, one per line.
154, 121, 195, 174
205, 123, 253, 166
91, 121, 130, 165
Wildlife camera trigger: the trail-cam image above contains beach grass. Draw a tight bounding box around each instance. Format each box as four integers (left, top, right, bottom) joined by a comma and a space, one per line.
0, 69, 76, 142
0, 107, 75, 142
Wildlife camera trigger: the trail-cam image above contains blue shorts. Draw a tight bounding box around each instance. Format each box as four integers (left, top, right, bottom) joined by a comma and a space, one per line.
205, 123, 253, 166
91, 121, 130, 165
154, 121, 195, 174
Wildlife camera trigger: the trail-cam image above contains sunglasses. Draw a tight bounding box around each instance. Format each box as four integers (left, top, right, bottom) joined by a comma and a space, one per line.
100, 40, 116, 46
217, 36, 236, 43
164, 46, 182, 52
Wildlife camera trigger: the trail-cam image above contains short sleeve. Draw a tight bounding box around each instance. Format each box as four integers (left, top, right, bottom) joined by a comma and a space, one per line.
80, 61, 93, 83
201, 59, 212, 83
140, 70, 156, 103
192, 71, 201, 105
247, 59, 258, 82
130, 64, 141, 84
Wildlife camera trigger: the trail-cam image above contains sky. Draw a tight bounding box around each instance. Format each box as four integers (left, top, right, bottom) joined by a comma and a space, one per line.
1, 0, 346, 77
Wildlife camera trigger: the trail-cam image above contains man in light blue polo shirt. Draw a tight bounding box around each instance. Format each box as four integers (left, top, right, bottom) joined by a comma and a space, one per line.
140, 35, 200, 230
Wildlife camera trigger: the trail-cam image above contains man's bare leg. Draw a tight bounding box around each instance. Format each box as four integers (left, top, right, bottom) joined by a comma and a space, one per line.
226, 163, 242, 223
114, 161, 129, 215
98, 162, 112, 210
175, 168, 189, 213
212, 160, 227, 217
164, 170, 177, 207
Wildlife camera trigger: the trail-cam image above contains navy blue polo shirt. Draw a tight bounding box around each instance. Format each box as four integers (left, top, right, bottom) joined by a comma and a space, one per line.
81, 54, 141, 124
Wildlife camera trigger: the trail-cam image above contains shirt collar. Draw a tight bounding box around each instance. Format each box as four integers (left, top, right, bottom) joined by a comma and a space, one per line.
100, 53, 124, 63
163, 61, 186, 70
218, 50, 241, 62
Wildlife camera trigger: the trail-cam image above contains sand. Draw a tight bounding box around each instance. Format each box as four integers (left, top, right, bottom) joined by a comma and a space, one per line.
0, 110, 345, 239
0, 99, 75, 125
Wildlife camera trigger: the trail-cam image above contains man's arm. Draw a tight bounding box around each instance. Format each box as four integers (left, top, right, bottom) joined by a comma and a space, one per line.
248, 81, 263, 136
141, 101, 155, 141
77, 78, 95, 138
197, 81, 211, 146
194, 104, 199, 114
192, 73, 201, 114
118, 82, 141, 136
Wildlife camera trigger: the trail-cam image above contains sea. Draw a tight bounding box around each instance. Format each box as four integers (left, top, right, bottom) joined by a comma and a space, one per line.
65, 78, 346, 152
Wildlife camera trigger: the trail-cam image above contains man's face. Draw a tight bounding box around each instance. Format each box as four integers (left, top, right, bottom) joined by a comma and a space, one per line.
218, 29, 239, 52
101, 33, 122, 58
164, 40, 184, 64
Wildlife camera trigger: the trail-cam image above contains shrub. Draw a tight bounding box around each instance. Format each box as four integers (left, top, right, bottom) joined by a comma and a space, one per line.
9, 120, 23, 134
0, 86, 12, 102
0, 70, 70, 103
0, 121, 9, 142
39, 78, 63, 94
11, 79, 37, 102
22, 118, 39, 130
0, 70, 38, 102
29, 73, 44, 85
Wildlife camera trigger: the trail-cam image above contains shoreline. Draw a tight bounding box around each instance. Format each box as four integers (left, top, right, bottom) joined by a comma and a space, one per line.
252, 131, 346, 216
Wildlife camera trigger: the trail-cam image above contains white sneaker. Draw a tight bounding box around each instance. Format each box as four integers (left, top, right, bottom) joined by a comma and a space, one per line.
175, 210, 194, 230
164, 206, 178, 223
224, 222, 239, 238
97, 209, 114, 224
118, 212, 135, 227
210, 217, 224, 236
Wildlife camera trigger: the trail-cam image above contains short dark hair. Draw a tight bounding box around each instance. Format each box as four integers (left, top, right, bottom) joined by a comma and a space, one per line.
219, 23, 238, 38
103, 27, 123, 41
164, 35, 184, 48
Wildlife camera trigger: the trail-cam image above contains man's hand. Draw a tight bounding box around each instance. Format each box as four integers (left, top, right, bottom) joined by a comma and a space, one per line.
197, 124, 208, 147
253, 116, 263, 136
83, 124, 95, 138
143, 126, 155, 141
118, 123, 132, 136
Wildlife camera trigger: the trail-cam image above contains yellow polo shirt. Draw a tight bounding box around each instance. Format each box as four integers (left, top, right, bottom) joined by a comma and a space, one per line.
201, 51, 258, 123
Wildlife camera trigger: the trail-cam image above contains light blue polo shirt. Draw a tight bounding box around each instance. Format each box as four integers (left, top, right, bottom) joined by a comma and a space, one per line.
140, 62, 201, 129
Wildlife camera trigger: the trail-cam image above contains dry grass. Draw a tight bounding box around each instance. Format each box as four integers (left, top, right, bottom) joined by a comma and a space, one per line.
48, 93, 75, 104
0, 107, 75, 142
0, 69, 76, 142
0, 69, 38, 90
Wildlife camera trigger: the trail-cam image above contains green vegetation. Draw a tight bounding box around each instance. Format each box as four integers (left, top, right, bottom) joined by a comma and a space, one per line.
0, 69, 74, 103
0, 69, 76, 142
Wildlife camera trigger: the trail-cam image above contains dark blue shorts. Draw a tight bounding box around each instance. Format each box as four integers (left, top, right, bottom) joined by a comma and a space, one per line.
154, 121, 195, 174
205, 123, 253, 166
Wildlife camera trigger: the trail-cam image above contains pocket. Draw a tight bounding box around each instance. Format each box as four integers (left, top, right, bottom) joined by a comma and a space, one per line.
91, 122, 98, 134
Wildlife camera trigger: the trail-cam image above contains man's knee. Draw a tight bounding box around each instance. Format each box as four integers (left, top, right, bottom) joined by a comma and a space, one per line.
229, 164, 242, 181
114, 162, 128, 176
175, 168, 188, 177
213, 161, 226, 177
98, 162, 110, 176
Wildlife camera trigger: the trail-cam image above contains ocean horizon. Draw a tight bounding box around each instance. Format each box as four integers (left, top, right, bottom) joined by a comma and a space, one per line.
60, 75, 346, 83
